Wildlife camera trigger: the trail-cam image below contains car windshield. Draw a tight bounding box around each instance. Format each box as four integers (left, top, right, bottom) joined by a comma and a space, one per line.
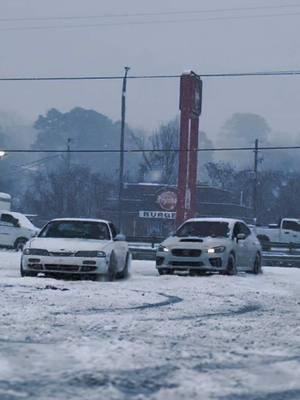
39, 221, 110, 240
176, 221, 230, 238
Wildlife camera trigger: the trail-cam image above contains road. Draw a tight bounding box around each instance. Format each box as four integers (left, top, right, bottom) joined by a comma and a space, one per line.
0, 251, 299, 400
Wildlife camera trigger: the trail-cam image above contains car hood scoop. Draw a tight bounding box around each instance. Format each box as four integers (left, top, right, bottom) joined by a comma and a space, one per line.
179, 238, 203, 243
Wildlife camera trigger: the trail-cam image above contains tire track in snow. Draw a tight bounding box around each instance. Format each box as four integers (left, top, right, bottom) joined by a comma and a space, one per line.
51, 292, 183, 316
140, 303, 262, 322
220, 388, 300, 400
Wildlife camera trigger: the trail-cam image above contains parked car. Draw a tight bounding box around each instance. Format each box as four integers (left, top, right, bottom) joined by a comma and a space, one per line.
255, 218, 300, 250
156, 218, 262, 275
21, 218, 130, 280
0, 210, 39, 250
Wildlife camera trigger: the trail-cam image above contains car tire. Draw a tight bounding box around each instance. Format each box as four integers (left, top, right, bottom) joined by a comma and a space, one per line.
257, 235, 271, 251
116, 252, 130, 279
225, 254, 237, 275
158, 268, 173, 275
164, 269, 174, 275
252, 252, 263, 275
106, 252, 117, 281
20, 260, 37, 277
14, 237, 28, 252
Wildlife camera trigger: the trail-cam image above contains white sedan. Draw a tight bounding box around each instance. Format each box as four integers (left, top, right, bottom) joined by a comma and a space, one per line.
156, 218, 262, 275
21, 218, 130, 280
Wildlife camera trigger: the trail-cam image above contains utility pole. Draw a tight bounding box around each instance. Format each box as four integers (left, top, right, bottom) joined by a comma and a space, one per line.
118, 66, 130, 232
67, 137, 72, 171
66, 137, 72, 216
253, 138, 259, 225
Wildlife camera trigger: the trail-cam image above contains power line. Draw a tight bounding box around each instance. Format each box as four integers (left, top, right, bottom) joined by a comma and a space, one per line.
2, 145, 300, 154
1, 11, 300, 32
1, 69, 300, 82
1, 3, 300, 22
11, 154, 62, 171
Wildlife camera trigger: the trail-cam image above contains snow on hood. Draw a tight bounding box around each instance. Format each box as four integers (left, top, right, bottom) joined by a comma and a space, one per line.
27, 237, 111, 252
162, 235, 230, 249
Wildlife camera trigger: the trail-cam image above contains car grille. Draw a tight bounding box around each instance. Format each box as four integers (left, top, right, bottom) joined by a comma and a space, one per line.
44, 264, 79, 272
171, 249, 202, 257
169, 261, 204, 267
48, 252, 74, 257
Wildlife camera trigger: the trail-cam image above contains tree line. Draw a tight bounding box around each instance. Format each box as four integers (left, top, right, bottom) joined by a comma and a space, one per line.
0, 107, 300, 225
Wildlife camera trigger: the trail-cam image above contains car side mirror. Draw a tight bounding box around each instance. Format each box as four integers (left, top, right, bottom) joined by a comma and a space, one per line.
237, 233, 246, 241
114, 233, 126, 241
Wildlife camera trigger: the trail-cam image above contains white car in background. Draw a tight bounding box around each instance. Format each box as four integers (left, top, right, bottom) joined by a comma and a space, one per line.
21, 218, 130, 280
156, 218, 262, 276
0, 210, 39, 250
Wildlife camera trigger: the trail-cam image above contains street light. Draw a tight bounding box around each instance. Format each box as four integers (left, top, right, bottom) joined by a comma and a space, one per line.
0, 151, 6, 158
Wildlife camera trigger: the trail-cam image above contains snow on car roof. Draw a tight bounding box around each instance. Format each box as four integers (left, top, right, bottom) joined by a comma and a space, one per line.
185, 217, 245, 225
50, 218, 110, 224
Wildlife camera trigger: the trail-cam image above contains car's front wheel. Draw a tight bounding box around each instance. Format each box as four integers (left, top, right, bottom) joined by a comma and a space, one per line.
116, 252, 130, 279
106, 252, 117, 281
158, 268, 173, 275
225, 254, 237, 275
252, 252, 263, 274
20, 260, 37, 277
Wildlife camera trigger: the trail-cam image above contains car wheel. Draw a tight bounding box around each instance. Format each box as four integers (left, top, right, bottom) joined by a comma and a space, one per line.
158, 268, 173, 275
252, 252, 263, 275
257, 235, 271, 251
106, 252, 117, 281
116, 252, 130, 279
20, 260, 37, 277
164, 269, 174, 275
225, 254, 237, 275
15, 237, 28, 252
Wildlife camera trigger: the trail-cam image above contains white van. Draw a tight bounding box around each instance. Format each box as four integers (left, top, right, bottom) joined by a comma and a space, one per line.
0, 210, 39, 250
0, 193, 11, 211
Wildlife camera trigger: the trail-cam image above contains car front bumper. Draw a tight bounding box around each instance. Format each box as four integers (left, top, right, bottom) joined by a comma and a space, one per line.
156, 250, 228, 272
22, 254, 109, 275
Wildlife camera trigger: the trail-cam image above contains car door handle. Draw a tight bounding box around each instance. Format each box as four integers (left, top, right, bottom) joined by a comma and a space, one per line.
284, 232, 290, 234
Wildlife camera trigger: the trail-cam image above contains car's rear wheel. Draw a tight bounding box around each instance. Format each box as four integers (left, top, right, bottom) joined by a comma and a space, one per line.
225, 254, 237, 275
15, 237, 27, 252
257, 235, 271, 251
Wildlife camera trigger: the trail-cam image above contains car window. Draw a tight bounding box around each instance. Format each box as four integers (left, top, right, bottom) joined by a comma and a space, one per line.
0, 213, 19, 227
282, 220, 300, 232
109, 223, 118, 238
239, 223, 251, 237
176, 221, 230, 238
39, 221, 110, 240
233, 223, 241, 238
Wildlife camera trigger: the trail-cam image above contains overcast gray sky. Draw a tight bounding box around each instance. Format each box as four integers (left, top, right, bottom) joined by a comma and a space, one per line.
0, 0, 300, 143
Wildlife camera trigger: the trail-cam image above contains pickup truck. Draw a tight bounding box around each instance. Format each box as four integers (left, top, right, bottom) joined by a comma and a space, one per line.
0, 210, 39, 250
255, 218, 300, 249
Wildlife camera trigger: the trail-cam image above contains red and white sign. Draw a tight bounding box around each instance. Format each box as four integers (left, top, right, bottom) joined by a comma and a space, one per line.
157, 191, 177, 211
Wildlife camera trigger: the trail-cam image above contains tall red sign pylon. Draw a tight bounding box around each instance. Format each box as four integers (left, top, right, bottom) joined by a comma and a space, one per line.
176, 71, 202, 227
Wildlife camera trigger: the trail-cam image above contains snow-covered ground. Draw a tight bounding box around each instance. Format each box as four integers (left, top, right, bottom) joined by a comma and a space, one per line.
0, 251, 299, 400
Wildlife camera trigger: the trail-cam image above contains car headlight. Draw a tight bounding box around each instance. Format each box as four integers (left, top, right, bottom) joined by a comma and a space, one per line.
157, 245, 169, 253
75, 251, 106, 258
207, 246, 226, 254
23, 248, 49, 256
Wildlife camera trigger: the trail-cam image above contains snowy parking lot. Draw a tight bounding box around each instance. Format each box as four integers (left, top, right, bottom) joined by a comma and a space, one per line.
0, 250, 299, 400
